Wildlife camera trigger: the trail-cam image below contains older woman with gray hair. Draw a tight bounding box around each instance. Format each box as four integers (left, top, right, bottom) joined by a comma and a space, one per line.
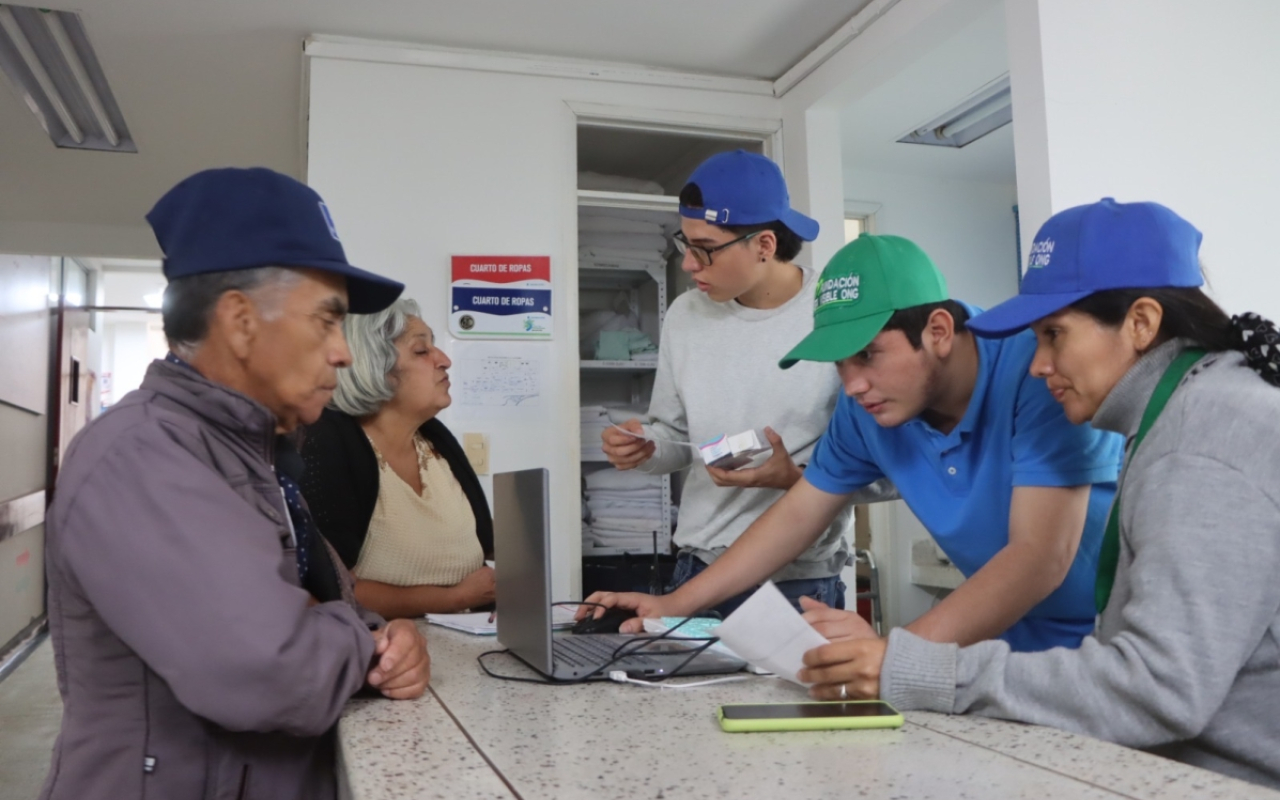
300, 298, 494, 618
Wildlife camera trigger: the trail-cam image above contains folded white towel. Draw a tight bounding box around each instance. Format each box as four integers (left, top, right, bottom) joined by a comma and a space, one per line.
578, 171, 664, 195
579, 246, 666, 263
578, 214, 665, 235
585, 469, 663, 491
581, 257, 665, 273
579, 232, 669, 252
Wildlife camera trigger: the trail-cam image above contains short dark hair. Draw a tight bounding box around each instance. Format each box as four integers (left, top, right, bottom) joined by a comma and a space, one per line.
678, 182, 804, 262
1068, 287, 1233, 351
162, 266, 296, 355
880, 300, 970, 349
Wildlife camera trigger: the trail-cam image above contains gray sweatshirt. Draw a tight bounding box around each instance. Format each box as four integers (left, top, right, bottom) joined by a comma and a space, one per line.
880, 339, 1280, 789
637, 265, 854, 581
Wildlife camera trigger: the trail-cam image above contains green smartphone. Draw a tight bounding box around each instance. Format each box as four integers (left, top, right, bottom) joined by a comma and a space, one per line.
717, 700, 904, 733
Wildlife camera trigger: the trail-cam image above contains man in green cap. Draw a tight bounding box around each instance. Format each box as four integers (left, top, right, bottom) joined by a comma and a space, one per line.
585, 235, 1122, 653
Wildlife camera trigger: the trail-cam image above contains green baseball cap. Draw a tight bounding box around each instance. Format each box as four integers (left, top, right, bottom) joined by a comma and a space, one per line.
779, 234, 949, 369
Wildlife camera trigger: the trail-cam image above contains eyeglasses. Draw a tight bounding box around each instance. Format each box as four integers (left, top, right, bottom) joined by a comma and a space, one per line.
672, 230, 760, 267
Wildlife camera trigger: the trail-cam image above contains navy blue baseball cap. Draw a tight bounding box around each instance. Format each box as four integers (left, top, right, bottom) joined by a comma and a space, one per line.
968, 198, 1203, 338
679, 150, 819, 241
146, 167, 404, 314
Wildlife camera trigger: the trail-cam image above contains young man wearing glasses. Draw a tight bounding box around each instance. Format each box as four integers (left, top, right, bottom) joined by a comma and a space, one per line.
601, 149, 885, 617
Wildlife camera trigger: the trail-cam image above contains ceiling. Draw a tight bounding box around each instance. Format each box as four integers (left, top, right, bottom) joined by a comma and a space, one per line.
839, 1, 1015, 185
0, 0, 874, 259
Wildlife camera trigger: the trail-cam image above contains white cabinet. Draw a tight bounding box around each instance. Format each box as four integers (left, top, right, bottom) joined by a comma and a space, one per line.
574, 124, 770, 588
577, 195, 676, 560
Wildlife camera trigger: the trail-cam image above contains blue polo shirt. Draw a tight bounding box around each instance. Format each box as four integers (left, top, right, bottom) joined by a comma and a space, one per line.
805, 325, 1122, 652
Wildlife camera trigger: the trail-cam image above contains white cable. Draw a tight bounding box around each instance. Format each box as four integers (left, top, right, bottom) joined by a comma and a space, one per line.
608, 671, 754, 690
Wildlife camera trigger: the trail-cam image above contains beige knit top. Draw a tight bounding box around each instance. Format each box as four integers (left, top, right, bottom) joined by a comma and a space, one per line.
353, 433, 483, 587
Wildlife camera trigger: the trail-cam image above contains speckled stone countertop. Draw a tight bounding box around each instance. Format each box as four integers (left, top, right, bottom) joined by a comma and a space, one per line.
338, 623, 1279, 800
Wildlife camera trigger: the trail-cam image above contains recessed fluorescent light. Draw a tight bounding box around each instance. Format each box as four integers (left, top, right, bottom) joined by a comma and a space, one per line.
898, 75, 1011, 149
0, 4, 135, 152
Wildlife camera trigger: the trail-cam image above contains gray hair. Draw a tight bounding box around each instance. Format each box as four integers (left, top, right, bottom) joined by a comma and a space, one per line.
162, 266, 300, 359
331, 297, 423, 417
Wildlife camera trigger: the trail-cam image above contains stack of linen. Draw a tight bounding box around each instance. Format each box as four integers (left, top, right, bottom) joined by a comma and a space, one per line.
577, 171, 664, 195
581, 468, 670, 553
579, 210, 669, 273
580, 405, 615, 460
580, 404, 647, 460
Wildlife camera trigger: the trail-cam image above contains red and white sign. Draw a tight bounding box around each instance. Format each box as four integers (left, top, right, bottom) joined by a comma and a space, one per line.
449, 256, 552, 338
451, 256, 550, 284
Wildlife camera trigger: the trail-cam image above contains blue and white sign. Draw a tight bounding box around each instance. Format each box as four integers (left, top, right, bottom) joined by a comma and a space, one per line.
450, 256, 552, 339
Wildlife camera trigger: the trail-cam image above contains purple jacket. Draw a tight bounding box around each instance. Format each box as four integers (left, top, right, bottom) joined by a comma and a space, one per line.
40, 360, 381, 800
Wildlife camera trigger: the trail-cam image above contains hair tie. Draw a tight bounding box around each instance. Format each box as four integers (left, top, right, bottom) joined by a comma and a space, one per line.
1231, 312, 1280, 387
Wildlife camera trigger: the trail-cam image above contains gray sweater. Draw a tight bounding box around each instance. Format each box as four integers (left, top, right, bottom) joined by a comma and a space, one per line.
637, 265, 854, 581
880, 340, 1280, 789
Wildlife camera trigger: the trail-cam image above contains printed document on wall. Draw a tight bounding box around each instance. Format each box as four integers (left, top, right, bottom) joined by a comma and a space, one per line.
450, 341, 547, 420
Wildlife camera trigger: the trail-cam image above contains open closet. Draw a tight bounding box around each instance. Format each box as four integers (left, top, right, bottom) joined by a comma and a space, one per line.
573, 121, 767, 595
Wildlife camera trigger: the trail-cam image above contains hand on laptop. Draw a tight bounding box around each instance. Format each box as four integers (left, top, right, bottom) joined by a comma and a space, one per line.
601, 418, 655, 470
705, 427, 802, 490
577, 591, 687, 634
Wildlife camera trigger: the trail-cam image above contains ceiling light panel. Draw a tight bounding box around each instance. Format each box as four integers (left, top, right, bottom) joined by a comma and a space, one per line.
898, 75, 1011, 149
0, 4, 135, 152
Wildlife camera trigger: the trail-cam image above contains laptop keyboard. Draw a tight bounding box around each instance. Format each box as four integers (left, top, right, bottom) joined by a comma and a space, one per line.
553, 634, 652, 668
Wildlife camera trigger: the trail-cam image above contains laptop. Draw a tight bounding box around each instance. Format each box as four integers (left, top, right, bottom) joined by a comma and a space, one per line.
493, 468, 746, 681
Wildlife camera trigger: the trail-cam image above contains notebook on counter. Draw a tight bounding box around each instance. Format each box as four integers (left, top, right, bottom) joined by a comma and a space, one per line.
427, 607, 577, 636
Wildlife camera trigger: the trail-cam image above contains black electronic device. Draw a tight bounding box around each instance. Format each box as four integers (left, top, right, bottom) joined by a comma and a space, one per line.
570, 606, 637, 635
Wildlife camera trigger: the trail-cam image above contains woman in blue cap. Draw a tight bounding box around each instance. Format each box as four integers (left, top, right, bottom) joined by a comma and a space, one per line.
799, 198, 1280, 789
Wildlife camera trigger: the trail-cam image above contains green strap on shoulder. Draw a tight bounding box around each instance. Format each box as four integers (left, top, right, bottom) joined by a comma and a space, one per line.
1095, 348, 1205, 614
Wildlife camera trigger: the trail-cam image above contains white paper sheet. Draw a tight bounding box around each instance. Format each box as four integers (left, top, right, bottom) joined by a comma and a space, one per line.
711, 581, 829, 686
449, 342, 546, 420
427, 607, 575, 635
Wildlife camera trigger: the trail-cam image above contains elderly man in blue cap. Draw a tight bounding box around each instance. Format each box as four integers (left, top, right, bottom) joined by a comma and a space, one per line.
39, 168, 428, 800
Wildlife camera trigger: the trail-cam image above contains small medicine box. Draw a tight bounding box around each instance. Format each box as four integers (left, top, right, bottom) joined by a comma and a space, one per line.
698, 429, 771, 470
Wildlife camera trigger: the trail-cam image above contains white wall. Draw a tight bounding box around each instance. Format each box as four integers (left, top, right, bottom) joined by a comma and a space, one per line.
1007, 0, 1280, 319
101, 270, 166, 308
846, 169, 1019, 307
305, 52, 782, 599
778, 0, 1003, 273
0, 255, 52, 650
102, 318, 166, 407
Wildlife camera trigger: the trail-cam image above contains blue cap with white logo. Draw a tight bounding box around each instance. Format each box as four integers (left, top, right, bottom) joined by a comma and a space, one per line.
968, 198, 1203, 338
147, 167, 404, 314
679, 150, 819, 241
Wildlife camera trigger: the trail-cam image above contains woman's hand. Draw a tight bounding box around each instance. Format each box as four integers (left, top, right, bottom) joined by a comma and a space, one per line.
452, 565, 495, 610
705, 427, 802, 490
797, 637, 888, 700
800, 596, 878, 642
601, 418, 656, 470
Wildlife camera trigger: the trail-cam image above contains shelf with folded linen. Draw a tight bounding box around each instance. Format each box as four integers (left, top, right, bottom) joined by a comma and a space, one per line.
580, 467, 673, 556
580, 360, 658, 371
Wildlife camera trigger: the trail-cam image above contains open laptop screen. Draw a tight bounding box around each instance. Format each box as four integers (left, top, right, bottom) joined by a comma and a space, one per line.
493, 468, 555, 674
